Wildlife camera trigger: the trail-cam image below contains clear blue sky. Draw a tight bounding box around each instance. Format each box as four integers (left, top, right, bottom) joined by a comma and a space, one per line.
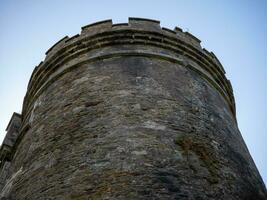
0, 0, 266, 184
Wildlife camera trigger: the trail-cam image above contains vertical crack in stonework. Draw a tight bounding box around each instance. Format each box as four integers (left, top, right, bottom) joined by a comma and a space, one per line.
0, 18, 266, 199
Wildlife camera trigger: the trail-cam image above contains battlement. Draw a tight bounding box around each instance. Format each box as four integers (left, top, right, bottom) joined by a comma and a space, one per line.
22, 18, 235, 127
45, 36, 69, 57
42, 18, 206, 60
81, 19, 113, 36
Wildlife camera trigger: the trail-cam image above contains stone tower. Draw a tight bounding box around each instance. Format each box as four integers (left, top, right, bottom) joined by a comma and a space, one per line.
0, 18, 266, 199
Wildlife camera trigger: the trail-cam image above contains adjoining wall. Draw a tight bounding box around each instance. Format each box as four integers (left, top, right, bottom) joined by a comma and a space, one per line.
0, 113, 21, 192
0, 18, 266, 199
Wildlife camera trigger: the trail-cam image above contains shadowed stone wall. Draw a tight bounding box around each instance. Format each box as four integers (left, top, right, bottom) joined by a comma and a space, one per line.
0, 18, 266, 199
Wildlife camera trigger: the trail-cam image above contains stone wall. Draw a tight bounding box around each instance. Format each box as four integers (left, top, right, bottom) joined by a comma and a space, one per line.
0, 18, 266, 199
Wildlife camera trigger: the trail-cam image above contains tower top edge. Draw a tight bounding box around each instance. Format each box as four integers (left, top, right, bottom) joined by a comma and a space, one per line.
42, 18, 225, 73
23, 18, 235, 121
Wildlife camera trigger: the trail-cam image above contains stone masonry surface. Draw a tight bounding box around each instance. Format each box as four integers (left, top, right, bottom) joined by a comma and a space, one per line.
0, 18, 266, 199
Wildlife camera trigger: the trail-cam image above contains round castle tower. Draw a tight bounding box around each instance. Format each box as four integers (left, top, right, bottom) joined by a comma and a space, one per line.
0, 18, 266, 199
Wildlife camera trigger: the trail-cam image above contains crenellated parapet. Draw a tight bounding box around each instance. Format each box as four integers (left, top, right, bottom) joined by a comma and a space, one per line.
22, 18, 235, 130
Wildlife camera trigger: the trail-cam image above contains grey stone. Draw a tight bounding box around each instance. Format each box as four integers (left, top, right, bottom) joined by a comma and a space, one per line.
0, 18, 266, 199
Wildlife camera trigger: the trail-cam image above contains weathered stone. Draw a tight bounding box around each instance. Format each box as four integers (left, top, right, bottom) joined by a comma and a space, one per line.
0, 18, 266, 199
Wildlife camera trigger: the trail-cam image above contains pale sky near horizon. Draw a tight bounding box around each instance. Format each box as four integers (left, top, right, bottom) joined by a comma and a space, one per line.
0, 0, 266, 185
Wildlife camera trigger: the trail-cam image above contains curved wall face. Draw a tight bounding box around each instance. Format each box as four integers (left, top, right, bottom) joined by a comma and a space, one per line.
1, 18, 266, 199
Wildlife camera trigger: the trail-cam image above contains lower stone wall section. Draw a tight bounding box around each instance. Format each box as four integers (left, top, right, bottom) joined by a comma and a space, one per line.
1, 56, 266, 199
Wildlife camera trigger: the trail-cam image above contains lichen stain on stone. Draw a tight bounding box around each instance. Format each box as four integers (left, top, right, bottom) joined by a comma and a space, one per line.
72, 106, 85, 114
143, 120, 166, 130
115, 90, 133, 97
131, 150, 147, 156
73, 76, 89, 85
90, 75, 110, 84
175, 135, 220, 184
